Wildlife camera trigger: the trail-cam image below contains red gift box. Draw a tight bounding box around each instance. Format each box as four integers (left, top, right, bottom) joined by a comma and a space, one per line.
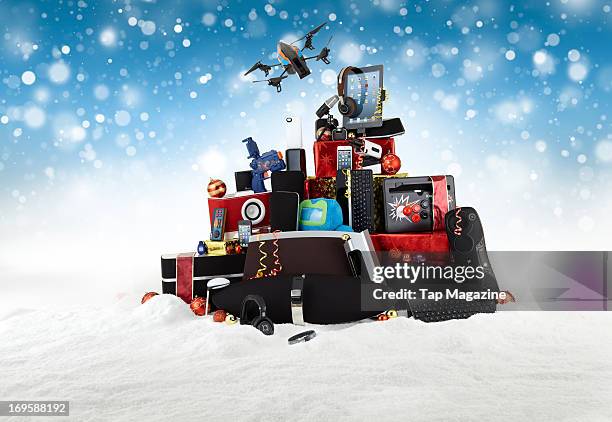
304, 177, 336, 199
370, 232, 449, 254
313, 138, 396, 178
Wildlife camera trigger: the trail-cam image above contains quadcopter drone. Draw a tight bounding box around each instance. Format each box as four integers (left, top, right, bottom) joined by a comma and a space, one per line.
244, 22, 332, 92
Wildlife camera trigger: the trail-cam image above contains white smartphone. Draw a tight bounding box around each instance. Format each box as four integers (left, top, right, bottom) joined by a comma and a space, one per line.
337, 145, 353, 171
284, 116, 303, 149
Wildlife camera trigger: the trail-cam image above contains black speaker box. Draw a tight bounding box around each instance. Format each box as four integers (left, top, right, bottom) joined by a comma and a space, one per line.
285, 148, 307, 176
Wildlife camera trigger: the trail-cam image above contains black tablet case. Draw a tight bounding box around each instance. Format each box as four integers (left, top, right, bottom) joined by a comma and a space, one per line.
270, 191, 299, 232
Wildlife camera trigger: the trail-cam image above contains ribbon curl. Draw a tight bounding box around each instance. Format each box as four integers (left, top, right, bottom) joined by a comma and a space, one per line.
252, 241, 268, 279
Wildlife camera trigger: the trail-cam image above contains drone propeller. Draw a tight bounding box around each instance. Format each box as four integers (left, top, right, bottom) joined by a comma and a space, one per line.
315, 36, 333, 64
292, 21, 327, 51
324, 35, 333, 48
244, 60, 273, 77
316, 48, 331, 64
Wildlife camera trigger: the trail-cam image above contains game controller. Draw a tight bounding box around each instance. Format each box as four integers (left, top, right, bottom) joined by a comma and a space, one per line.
444, 207, 494, 278
383, 180, 434, 232
406, 207, 499, 323
383, 176, 455, 233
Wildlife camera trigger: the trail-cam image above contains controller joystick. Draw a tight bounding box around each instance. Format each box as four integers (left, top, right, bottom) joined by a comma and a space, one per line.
454, 236, 475, 255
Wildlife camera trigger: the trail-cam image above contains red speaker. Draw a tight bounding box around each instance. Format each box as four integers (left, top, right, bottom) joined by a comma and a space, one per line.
208, 192, 271, 236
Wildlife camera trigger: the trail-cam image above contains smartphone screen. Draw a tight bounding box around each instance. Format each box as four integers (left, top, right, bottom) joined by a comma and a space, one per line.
337, 148, 352, 170
238, 220, 252, 248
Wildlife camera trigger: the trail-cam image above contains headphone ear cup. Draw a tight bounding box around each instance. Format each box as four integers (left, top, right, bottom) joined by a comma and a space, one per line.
255, 318, 275, 336
340, 98, 358, 118
338, 101, 350, 116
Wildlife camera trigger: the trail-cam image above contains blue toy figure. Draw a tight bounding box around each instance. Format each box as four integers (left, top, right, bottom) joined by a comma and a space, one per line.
242, 137, 286, 193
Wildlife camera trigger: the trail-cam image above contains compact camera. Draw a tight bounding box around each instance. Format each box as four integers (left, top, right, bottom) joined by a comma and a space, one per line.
331, 127, 348, 141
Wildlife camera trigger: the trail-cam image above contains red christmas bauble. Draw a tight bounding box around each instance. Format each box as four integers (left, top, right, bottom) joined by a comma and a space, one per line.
207, 178, 227, 198
389, 248, 401, 259
213, 310, 227, 322
190, 297, 208, 316
381, 153, 401, 175
141, 291, 159, 304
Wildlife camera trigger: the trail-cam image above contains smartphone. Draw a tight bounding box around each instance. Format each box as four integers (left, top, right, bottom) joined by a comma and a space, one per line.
238, 220, 252, 248
337, 145, 353, 171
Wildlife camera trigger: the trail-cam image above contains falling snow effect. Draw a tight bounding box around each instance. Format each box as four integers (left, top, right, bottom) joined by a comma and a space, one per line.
0, 0, 610, 267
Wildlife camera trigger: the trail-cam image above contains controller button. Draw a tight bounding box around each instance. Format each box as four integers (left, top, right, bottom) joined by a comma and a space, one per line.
420, 211, 429, 219
413, 204, 421, 213
420, 200, 429, 209
411, 214, 421, 223
469, 213, 477, 221
402, 206, 412, 216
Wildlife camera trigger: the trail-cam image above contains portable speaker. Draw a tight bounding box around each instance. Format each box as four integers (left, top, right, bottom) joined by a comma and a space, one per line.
285, 148, 307, 176
208, 192, 270, 235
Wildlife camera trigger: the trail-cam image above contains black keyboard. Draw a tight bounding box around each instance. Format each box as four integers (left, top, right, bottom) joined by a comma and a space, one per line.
349, 169, 374, 232
408, 298, 496, 323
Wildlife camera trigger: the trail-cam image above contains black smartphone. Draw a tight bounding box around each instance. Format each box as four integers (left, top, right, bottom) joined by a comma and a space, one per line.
238, 220, 252, 248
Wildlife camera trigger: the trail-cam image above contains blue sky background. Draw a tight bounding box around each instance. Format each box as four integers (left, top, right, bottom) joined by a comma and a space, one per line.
0, 0, 611, 305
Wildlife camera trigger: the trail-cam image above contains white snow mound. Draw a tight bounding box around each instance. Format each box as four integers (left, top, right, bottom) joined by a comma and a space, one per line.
132, 293, 195, 323
1, 300, 611, 421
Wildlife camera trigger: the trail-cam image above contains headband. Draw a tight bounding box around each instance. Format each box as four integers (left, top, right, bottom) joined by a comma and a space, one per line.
337, 66, 363, 98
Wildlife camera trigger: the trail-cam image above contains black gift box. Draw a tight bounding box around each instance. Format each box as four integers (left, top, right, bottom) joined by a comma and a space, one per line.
160, 252, 246, 302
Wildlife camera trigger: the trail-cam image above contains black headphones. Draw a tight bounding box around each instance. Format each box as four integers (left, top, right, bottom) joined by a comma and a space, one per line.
240, 294, 274, 335
337, 66, 363, 118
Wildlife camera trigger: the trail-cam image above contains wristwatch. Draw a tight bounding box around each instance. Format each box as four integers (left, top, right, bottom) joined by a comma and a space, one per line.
288, 330, 317, 345
291, 275, 305, 326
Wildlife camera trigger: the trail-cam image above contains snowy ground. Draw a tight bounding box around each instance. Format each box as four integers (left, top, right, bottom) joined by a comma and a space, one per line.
1, 294, 611, 422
